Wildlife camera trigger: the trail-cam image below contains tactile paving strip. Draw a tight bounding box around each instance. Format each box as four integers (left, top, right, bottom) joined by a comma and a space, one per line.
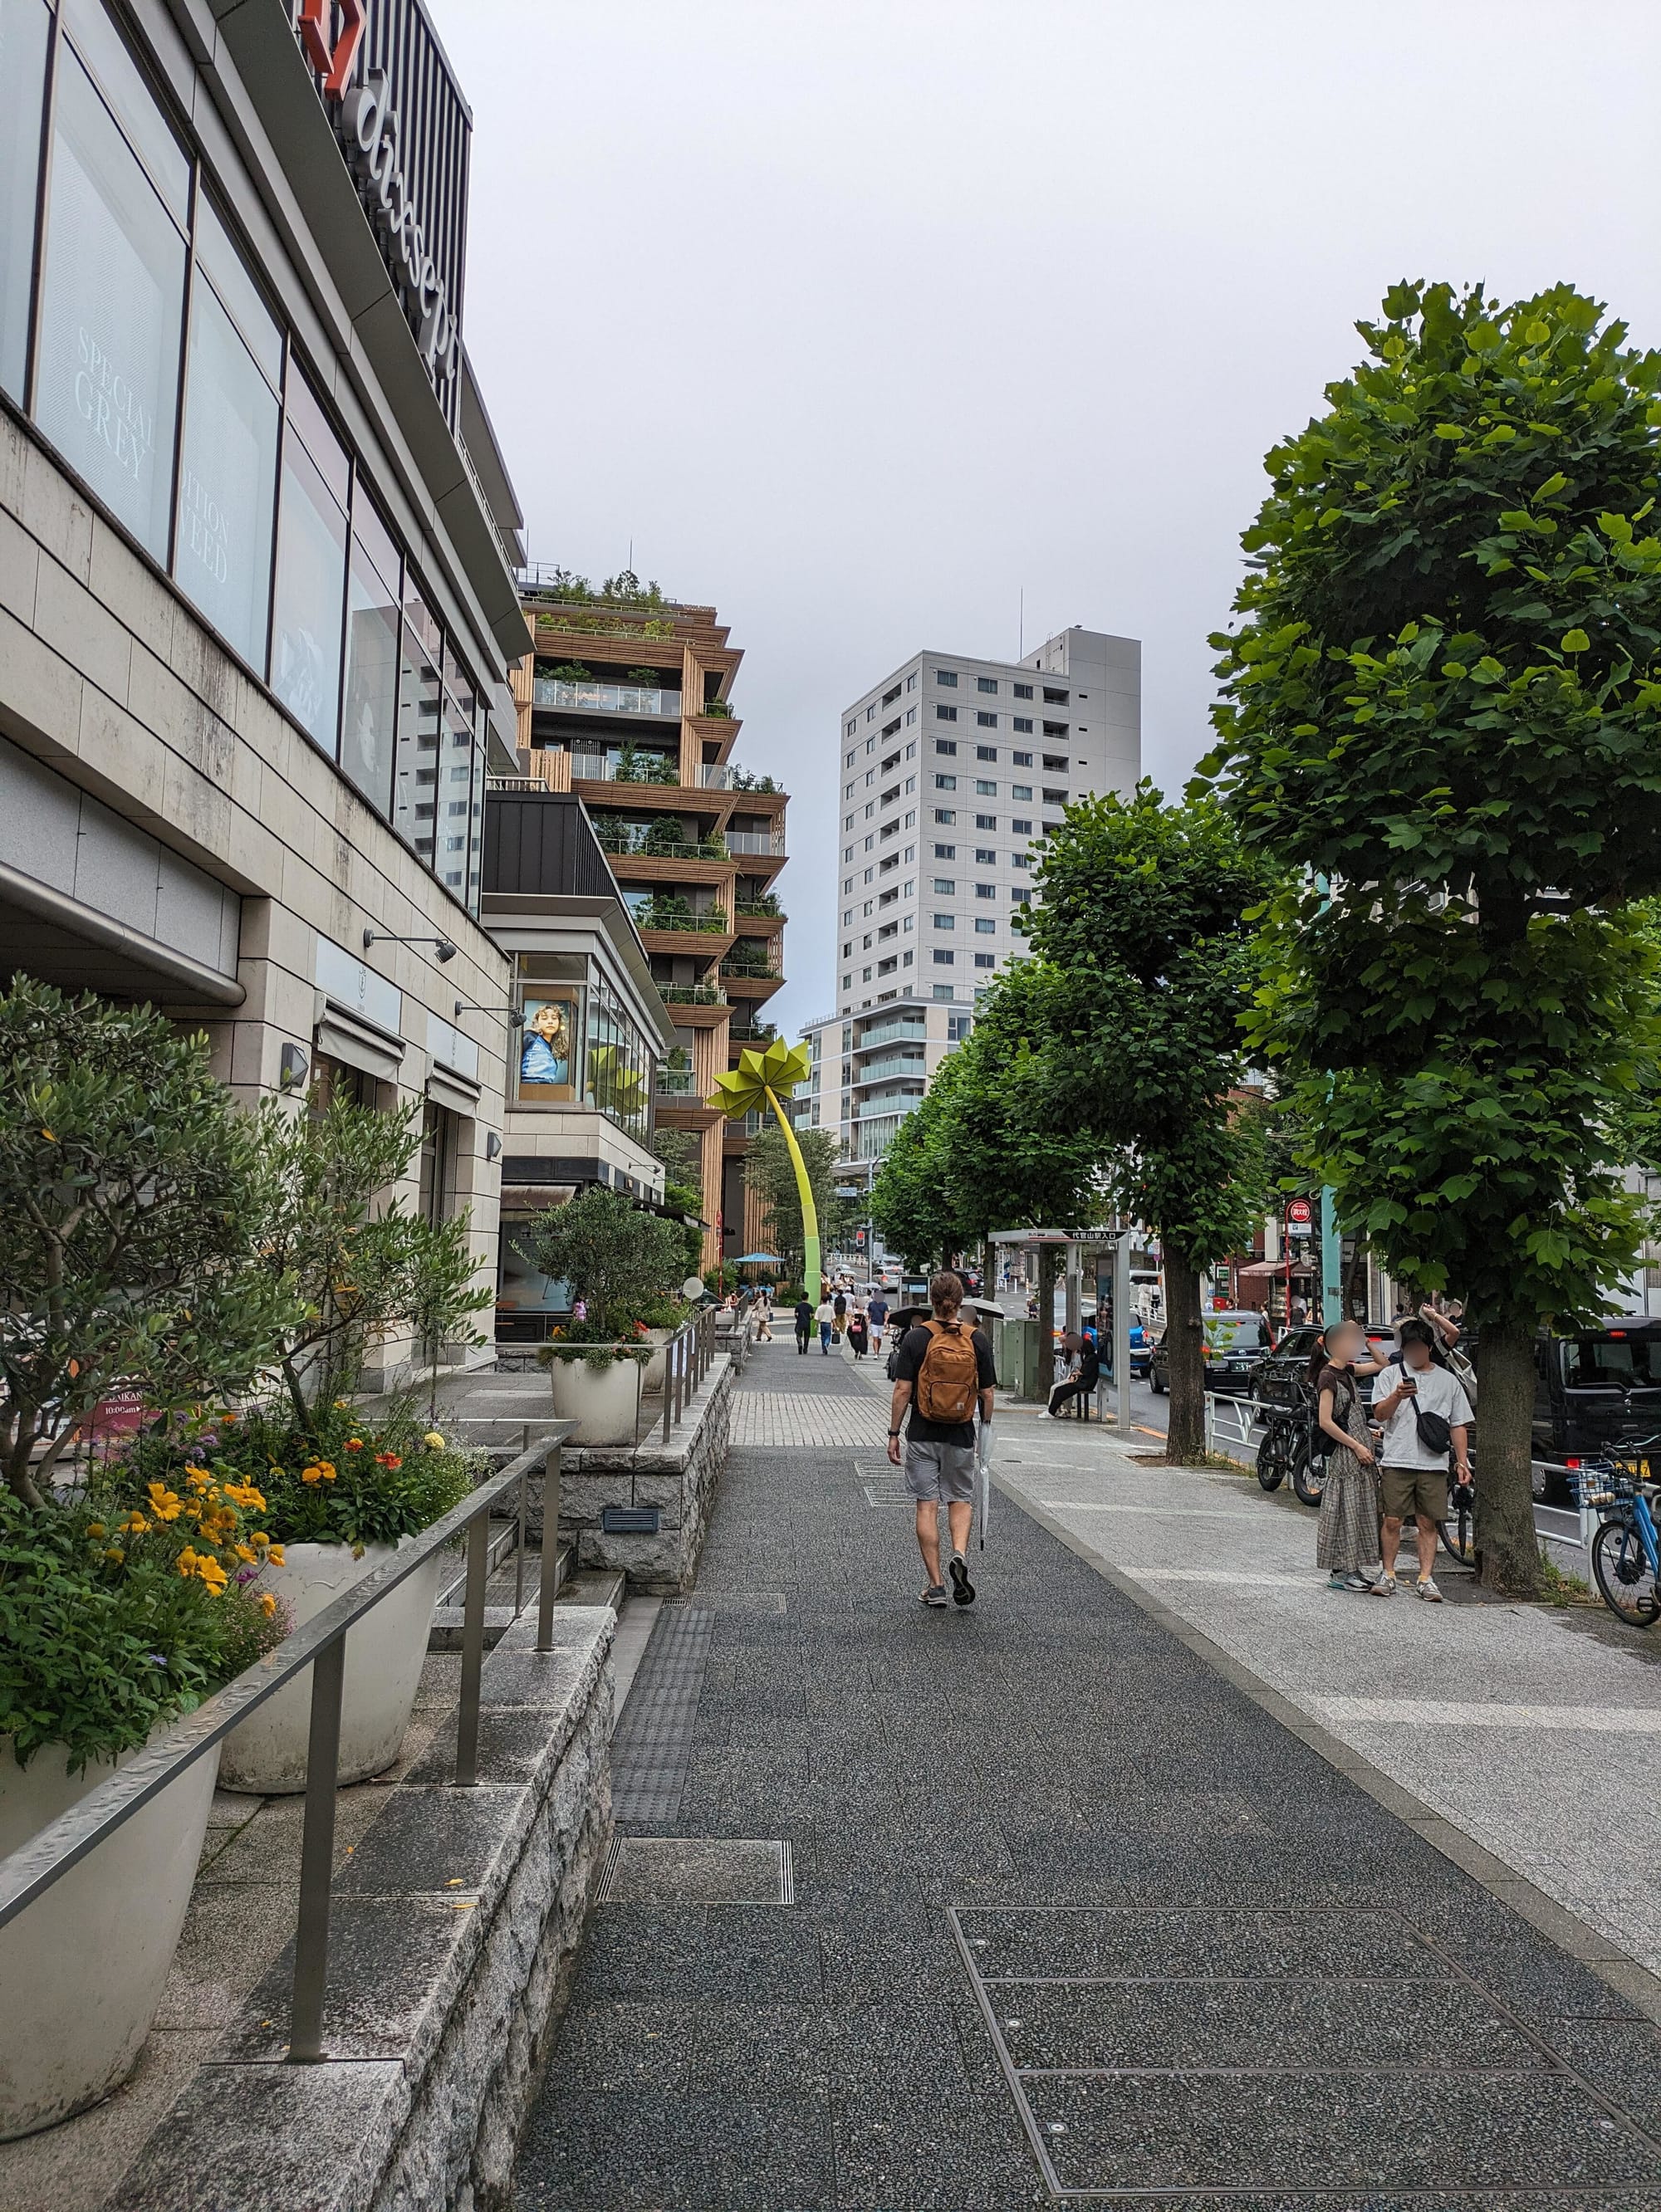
950, 1904, 1661, 2201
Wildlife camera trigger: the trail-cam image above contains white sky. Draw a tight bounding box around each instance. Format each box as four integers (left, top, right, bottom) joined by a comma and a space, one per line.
440, 0, 1661, 1034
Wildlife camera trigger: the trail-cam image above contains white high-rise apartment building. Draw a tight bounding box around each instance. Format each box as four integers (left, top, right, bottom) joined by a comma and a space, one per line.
800, 626, 1140, 1186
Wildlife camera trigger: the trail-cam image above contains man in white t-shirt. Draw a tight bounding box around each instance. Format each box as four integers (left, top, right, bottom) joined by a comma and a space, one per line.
1370, 1317, 1473, 1602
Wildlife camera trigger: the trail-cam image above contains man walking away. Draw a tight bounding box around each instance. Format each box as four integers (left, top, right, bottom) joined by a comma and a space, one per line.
887, 1271, 997, 1608
793, 1294, 813, 1355
1370, 1316, 1473, 1601
816, 1294, 836, 1354
1039, 1329, 1100, 1420
869, 1288, 889, 1349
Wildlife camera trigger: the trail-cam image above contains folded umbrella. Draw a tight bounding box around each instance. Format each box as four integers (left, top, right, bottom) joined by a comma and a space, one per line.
976, 1419, 992, 1552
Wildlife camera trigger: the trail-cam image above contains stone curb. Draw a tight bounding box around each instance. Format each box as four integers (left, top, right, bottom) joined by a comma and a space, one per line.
999, 1471, 1661, 2027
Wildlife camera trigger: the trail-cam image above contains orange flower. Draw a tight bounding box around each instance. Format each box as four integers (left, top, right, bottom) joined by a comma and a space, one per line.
259, 1592, 278, 1617
345, 1438, 364, 1452
267, 1544, 286, 1567
374, 1451, 402, 1470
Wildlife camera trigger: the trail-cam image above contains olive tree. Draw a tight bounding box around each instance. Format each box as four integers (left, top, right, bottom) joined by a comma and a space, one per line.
1205, 281, 1661, 1591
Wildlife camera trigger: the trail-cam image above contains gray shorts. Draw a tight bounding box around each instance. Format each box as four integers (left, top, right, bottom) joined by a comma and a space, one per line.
904, 1437, 976, 1504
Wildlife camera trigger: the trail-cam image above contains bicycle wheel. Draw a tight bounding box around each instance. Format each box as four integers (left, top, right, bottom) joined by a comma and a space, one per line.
1591, 1519, 1661, 1628
1256, 1420, 1290, 1493
1291, 1439, 1326, 1509
1438, 1488, 1476, 1566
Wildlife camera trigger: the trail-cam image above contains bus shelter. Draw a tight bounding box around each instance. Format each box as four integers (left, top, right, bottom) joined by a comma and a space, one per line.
988, 1226, 1135, 1433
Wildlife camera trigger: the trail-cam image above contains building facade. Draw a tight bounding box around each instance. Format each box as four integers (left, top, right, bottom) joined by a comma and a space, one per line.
817, 626, 1140, 1178
0, 0, 527, 1381
506, 581, 789, 1268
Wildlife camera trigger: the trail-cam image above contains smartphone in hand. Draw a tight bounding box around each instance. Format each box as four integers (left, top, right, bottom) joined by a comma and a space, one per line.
1399, 1374, 1418, 1395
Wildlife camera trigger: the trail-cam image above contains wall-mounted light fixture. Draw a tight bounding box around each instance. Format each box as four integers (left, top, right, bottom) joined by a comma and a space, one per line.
278, 1042, 310, 1091
363, 929, 457, 963
454, 999, 524, 1029
484, 1132, 502, 1162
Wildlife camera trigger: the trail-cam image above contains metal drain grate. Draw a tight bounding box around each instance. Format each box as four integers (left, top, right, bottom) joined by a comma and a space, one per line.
662, 1591, 786, 1613
597, 1836, 794, 1906
609, 1604, 714, 1828
950, 1904, 1661, 2201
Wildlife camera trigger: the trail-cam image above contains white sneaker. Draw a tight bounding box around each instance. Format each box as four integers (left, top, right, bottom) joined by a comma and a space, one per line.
1369, 1573, 1398, 1598
1416, 1577, 1443, 1603
1036, 1411, 1053, 1421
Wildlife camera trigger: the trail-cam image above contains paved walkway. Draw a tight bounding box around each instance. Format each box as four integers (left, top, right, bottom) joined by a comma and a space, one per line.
512, 1337, 1661, 2208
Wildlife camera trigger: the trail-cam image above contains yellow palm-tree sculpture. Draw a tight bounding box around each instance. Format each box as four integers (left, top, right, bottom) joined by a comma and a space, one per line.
708, 1039, 820, 1294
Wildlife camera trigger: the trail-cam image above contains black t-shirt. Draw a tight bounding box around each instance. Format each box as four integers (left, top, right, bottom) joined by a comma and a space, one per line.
1075, 1341, 1101, 1389
894, 1320, 997, 1447
793, 1301, 813, 1329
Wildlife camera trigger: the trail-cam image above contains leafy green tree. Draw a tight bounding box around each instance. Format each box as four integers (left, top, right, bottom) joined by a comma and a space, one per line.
869, 1071, 963, 1273
0, 982, 298, 1507
744, 1122, 855, 1280
1205, 280, 1661, 1591
529, 1185, 686, 1334
256, 1093, 490, 1431
1023, 785, 1278, 1461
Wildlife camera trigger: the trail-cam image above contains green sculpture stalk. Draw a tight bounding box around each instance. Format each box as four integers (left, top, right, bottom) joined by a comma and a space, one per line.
764, 1084, 821, 1296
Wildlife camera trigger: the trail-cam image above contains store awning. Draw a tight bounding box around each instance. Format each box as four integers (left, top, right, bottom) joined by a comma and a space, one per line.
1237, 1258, 1316, 1280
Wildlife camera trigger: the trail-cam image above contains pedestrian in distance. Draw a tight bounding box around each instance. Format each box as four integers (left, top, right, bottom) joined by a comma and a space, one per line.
755, 1290, 772, 1343
793, 1294, 813, 1355
1370, 1316, 1473, 1600
815, 1294, 836, 1354
887, 1270, 997, 1608
868, 1287, 889, 1349
1312, 1319, 1384, 1593
847, 1301, 870, 1361
832, 1288, 847, 1339
1038, 1329, 1100, 1420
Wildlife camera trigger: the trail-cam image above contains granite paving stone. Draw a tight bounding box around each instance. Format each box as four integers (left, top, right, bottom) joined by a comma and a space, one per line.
512, 1365, 1661, 2207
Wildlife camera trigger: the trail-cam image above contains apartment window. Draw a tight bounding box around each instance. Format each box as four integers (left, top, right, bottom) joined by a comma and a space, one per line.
975, 814, 996, 830
865, 834, 875, 849
878, 955, 897, 975
845, 721, 857, 737
1012, 817, 1032, 834
907, 673, 917, 690
1043, 722, 1069, 738
866, 704, 876, 721
975, 883, 996, 899
842, 908, 853, 924
1013, 717, 1034, 734
845, 782, 855, 799
881, 784, 899, 805
976, 712, 996, 729
977, 676, 997, 694
863, 899, 874, 916
977, 746, 997, 763
879, 854, 898, 874
844, 814, 855, 831
935, 669, 958, 687
882, 719, 900, 741
934, 842, 955, 859
975, 917, 996, 933
862, 933, 872, 949
1043, 787, 1068, 805
903, 914, 914, 932
936, 704, 958, 722
904, 845, 915, 861
904, 878, 914, 893
933, 950, 954, 966
1013, 784, 1032, 800
975, 779, 996, 795
878, 921, 897, 941
879, 885, 898, 906
1013, 682, 1033, 699
1044, 687, 1069, 703
863, 966, 873, 979
975, 848, 996, 864
935, 739, 958, 756
841, 941, 852, 959
933, 913, 954, 929
865, 769, 875, 787
933, 983, 954, 1000
1043, 754, 1069, 771
1042, 820, 1063, 834
934, 809, 955, 825
1012, 850, 1031, 869
1013, 749, 1033, 766
905, 809, 915, 826
904, 776, 915, 794
933, 877, 955, 893
864, 802, 875, 819
903, 947, 914, 964
883, 683, 902, 706
934, 775, 958, 792
974, 952, 996, 968
842, 975, 850, 990
865, 866, 875, 881
1012, 885, 1029, 901
882, 749, 900, 772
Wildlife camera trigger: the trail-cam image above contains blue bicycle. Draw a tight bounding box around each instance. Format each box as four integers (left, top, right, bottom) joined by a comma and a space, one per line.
1579, 1448, 1661, 1628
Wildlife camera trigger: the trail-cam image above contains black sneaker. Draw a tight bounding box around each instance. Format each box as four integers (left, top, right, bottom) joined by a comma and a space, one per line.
920, 1584, 948, 1608
948, 1551, 976, 1607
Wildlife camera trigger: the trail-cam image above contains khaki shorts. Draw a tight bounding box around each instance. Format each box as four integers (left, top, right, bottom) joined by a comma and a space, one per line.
904, 1438, 976, 1505
1381, 1464, 1448, 1524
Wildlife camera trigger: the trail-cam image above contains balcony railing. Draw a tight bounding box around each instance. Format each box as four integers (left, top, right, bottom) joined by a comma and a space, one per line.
535, 678, 681, 718
734, 899, 783, 919
658, 985, 728, 1006
726, 830, 786, 857
853, 1052, 928, 1087
728, 1020, 778, 1045
720, 960, 782, 982
571, 751, 680, 786
855, 1020, 928, 1051
654, 1070, 697, 1096
595, 825, 730, 862
635, 907, 729, 935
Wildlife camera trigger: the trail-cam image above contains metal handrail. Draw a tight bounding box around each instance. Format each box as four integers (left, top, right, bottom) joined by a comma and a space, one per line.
0, 1430, 573, 2063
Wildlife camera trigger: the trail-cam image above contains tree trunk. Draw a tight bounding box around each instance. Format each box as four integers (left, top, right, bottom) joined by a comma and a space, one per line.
1474, 1315, 1540, 1597
1163, 1245, 1208, 1463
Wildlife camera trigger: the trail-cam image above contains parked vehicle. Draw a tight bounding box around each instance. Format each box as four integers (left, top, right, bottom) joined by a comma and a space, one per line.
1149, 1309, 1274, 1397
1534, 1322, 1661, 1505
1573, 1444, 1661, 1626
1249, 1323, 1395, 1412
1254, 1395, 1328, 1507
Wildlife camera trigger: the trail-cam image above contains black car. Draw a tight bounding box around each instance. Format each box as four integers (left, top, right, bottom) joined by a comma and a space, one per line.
1149, 1309, 1274, 1396
1533, 1319, 1661, 1503
1250, 1324, 1397, 1411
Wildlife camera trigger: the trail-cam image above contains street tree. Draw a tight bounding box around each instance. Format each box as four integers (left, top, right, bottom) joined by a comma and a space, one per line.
0, 982, 298, 1506
1023, 784, 1277, 1461
1204, 280, 1661, 1592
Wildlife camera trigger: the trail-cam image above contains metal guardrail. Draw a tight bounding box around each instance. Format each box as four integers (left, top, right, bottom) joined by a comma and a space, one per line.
1203, 1392, 1262, 1460
659, 1305, 719, 1441
0, 1431, 573, 2064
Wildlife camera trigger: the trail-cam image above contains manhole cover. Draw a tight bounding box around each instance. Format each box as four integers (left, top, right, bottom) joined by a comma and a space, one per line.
598, 1837, 793, 1906
950, 1904, 1660, 2200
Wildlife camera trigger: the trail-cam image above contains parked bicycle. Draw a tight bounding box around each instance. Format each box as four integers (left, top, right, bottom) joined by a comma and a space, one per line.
1576, 1444, 1661, 1627
1255, 1396, 1327, 1509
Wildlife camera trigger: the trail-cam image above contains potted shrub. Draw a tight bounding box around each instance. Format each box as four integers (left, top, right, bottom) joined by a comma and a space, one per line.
0, 983, 297, 2139
530, 1188, 688, 1442
193, 1091, 490, 1793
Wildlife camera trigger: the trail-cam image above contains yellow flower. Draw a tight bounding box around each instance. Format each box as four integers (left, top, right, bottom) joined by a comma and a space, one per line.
122, 1512, 149, 1536
103, 1547, 124, 1564
267, 1545, 285, 1568
184, 1466, 213, 1491
301, 1464, 323, 1485
196, 1556, 228, 1594
145, 1482, 183, 1522
86, 1520, 106, 1539
177, 1547, 199, 1578
318, 1461, 337, 1482
259, 1592, 278, 1617
251, 1530, 271, 1549
234, 1544, 257, 1564
424, 1431, 446, 1450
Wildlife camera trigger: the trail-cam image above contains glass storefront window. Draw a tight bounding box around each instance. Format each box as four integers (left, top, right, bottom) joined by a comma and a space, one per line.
392, 614, 442, 852
466, 733, 486, 918
0, 0, 50, 404
269, 418, 346, 753
62, 0, 189, 220
436, 685, 473, 894
34, 44, 185, 560
194, 196, 282, 386
174, 274, 279, 668
341, 521, 400, 813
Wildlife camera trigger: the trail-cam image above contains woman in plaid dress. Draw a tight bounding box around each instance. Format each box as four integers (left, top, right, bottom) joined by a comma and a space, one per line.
1312, 1320, 1383, 1593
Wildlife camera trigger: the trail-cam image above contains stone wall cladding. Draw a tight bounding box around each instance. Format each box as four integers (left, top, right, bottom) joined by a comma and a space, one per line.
523, 1357, 733, 1594
104, 1609, 614, 2212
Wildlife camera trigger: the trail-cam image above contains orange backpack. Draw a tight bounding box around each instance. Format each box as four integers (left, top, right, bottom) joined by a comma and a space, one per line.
915, 1319, 981, 1424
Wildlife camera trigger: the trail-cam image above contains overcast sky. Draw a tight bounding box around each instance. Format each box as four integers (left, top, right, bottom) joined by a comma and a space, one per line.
441, 0, 1660, 1036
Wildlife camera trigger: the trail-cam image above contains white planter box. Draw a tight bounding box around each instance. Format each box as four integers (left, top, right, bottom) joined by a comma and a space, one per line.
639, 1327, 674, 1392
548, 1353, 642, 1445
0, 1732, 218, 2140
219, 1540, 440, 1795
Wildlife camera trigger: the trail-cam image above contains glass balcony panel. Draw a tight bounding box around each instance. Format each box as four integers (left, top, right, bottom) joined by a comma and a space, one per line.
535, 678, 681, 717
